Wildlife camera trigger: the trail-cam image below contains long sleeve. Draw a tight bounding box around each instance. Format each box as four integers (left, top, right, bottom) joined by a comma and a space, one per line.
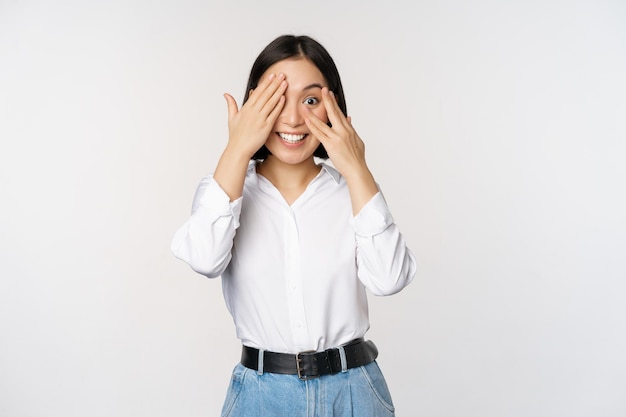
170, 164, 416, 352
351, 191, 417, 296
170, 176, 242, 278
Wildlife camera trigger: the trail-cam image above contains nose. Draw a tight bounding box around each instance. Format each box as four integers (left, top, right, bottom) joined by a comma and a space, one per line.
279, 99, 303, 127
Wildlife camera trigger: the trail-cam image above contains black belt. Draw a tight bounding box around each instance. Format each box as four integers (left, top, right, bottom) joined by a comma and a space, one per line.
240, 338, 378, 380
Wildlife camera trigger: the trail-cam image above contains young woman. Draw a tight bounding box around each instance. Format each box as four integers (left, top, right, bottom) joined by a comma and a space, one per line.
171, 34, 417, 417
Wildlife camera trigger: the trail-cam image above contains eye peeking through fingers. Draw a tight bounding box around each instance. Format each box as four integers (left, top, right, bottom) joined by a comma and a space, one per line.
303, 97, 319, 106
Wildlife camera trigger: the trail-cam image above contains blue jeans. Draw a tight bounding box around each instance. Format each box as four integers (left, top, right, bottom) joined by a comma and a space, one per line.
221, 361, 395, 417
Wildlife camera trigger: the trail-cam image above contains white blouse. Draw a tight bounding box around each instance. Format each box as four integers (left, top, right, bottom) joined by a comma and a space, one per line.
171, 161, 416, 353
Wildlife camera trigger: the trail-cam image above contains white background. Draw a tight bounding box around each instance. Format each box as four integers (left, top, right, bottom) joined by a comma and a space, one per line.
1, 0, 625, 416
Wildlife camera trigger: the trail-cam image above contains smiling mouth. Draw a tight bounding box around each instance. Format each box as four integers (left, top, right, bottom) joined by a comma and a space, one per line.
278, 132, 307, 144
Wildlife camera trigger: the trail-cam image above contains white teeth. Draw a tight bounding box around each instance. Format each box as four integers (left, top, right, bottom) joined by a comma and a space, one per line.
278, 133, 306, 143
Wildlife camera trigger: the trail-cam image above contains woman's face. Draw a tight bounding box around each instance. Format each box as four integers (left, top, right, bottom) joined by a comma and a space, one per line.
261, 57, 329, 165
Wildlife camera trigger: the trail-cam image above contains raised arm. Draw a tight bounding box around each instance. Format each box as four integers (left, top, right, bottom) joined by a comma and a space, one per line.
215, 72, 287, 200
303, 88, 378, 215
304, 88, 416, 294
170, 73, 287, 276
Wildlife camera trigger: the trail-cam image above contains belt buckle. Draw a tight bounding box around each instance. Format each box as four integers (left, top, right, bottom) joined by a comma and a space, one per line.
296, 350, 318, 380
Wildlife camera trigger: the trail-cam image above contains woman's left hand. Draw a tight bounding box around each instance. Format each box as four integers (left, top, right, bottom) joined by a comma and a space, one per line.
304, 88, 367, 177
304, 87, 379, 214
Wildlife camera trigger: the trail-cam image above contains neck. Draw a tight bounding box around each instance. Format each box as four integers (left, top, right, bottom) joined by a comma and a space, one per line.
256, 156, 321, 190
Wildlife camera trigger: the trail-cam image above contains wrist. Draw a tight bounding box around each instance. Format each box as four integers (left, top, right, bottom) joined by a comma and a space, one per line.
342, 162, 374, 187
223, 142, 255, 164
343, 165, 378, 215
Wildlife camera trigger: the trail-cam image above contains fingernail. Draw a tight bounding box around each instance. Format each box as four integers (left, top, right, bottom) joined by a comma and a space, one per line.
329, 90, 335, 98
268, 73, 275, 80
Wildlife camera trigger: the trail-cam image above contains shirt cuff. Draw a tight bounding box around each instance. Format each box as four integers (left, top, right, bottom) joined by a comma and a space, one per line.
193, 178, 242, 228
351, 191, 394, 237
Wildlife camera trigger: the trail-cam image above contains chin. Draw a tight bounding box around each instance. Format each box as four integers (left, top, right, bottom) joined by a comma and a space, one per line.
265, 143, 319, 165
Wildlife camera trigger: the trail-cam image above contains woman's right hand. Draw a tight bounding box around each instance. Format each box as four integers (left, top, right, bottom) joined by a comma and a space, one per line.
213, 73, 287, 201
223, 72, 287, 158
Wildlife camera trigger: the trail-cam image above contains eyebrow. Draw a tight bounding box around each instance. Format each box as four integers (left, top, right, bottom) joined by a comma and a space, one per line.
302, 83, 324, 91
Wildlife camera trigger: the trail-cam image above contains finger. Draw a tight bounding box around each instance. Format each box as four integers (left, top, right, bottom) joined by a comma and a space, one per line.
223, 93, 239, 120
249, 73, 285, 108
322, 88, 349, 130
245, 73, 272, 105
266, 94, 286, 123
260, 79, 287, 117
248, 75, 287, 121
304, 108, 332, 143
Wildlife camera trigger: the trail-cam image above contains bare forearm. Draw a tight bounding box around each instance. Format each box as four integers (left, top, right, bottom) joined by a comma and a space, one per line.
212, 146, 251, 201
343, 163, 379, 215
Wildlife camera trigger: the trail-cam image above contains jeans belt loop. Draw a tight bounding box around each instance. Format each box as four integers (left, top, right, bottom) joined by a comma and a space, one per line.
257, 348, 264, 376
337, 345, 348, 373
